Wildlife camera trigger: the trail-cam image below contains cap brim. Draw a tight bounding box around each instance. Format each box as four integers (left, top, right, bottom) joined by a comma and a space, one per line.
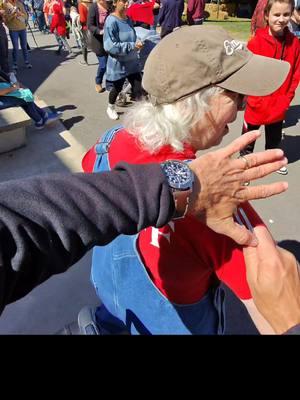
216, 54, 290, 96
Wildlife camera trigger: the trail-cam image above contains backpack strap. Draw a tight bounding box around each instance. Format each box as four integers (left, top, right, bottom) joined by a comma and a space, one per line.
93, 125, 123, 172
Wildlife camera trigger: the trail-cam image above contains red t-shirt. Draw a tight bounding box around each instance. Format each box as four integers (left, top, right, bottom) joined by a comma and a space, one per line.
82, 129, 264, 303
126, 1, 155, 26
78, 3, 88, 30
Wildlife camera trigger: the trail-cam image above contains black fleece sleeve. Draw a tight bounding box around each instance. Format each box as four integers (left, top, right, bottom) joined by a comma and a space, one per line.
0, 162, 174, 313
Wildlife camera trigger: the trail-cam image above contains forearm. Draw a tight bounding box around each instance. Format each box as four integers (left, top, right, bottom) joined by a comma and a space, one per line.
104, 36, 135, 55
0, 162, 173, 312
0, 87, 17, 96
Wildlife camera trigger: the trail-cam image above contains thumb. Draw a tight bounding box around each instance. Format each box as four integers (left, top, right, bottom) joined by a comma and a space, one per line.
211, 218, 259, 247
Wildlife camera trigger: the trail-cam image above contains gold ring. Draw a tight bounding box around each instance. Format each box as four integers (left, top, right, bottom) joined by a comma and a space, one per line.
239, 155, 250, 170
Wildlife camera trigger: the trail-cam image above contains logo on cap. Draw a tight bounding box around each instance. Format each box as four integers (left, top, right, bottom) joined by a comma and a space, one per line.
224, 40, 244, 56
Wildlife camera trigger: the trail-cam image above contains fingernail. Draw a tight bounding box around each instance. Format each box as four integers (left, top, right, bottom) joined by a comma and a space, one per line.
276, 149, 284, 157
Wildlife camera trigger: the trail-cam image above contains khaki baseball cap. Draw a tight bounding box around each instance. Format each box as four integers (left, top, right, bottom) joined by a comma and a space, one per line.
142, 25, 290, 105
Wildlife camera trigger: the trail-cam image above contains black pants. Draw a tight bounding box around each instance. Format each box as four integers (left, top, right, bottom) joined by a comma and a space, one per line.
108, 73, 142, 105
160, 27, 174, 39
0, 25, 9, 73
240, 120, 283, 156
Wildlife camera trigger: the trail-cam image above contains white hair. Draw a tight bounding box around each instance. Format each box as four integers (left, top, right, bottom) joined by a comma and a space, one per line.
123, 86, 224, 154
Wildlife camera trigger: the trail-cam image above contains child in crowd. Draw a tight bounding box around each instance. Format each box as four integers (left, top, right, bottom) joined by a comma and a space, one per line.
240, 0, 300, 175
50, 3, 73, 55
289, 3, 300, 37
70, 5, 82, 48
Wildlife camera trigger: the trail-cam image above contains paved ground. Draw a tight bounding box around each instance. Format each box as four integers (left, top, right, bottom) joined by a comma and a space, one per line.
0, 25, 299, 334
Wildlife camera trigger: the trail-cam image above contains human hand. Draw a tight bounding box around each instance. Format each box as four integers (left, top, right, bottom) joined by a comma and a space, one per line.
135, 40, 143, 50
243, 226, 300, 334
9, 84, 19, 92
188, 130, 288, 246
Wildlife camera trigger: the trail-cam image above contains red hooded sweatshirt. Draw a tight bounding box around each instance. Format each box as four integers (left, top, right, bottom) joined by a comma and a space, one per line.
50, 3, 67, 37
244, 26, 300, 126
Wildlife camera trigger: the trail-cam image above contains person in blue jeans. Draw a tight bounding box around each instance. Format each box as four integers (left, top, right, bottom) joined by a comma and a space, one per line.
3, 0, 32, 71
0, 71, 60, 128
87, 0, 109, 93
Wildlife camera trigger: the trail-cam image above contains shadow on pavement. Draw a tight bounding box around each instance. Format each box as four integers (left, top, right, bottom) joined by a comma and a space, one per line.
56, 104, 77, 112
281, 134, 300, 164
63, 115, 85, 130
13, 48, 81, 93
284, 105, 300, 129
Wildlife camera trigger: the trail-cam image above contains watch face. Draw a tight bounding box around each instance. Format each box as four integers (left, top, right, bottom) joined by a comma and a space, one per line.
162, 160, 194, 190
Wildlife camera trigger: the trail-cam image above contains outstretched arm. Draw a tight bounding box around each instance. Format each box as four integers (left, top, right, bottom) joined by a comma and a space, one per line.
0, 163, 173, 313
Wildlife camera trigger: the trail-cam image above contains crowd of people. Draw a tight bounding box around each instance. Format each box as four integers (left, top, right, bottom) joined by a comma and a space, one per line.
0, 0, 300, 335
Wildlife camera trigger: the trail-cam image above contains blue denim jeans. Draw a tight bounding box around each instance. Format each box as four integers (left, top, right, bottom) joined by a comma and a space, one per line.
95, 55, 107, 85
92, 235, 225, 335
9, 29, 29, 65
0, 96, 45, 122
89, 127, 226, 335
35, 10, 46, 32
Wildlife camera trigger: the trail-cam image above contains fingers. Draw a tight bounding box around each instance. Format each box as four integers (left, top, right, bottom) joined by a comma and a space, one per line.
237, 181, 288, 201
242, 157, 288, 182
221, 130, 261, 158
209, 218, 258, 247
232, 149, 285, 170
243, 225, 278, 278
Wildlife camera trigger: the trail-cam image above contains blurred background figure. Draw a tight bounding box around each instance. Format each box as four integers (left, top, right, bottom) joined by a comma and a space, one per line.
77, 0, 90, 65
0, 6, 9, 73
157, 0, 184, 38
50, 2, 73, 55
187, 0, 205, 26
87, 0, 109, 89
251, 0, 267, 36
32, 0, 48, 33
3, 0, 32, 71
289, 2, 300, 37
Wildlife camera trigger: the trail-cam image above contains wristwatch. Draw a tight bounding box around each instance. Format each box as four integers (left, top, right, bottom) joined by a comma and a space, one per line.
161, 160, 195, 219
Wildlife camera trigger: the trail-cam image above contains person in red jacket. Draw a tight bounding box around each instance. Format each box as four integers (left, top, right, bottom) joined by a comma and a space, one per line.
78, 0, 90, 65
50, 3, 73, 55
251, 0, 268, 36
240, 0, 300, 175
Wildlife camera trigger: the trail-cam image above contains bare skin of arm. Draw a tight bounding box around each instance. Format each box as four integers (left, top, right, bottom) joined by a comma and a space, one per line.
0, 85, 19, 96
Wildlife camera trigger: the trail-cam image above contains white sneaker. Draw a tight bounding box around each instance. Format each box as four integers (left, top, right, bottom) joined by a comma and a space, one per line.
276, 166, 288, 175
106, 105, 119, 120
